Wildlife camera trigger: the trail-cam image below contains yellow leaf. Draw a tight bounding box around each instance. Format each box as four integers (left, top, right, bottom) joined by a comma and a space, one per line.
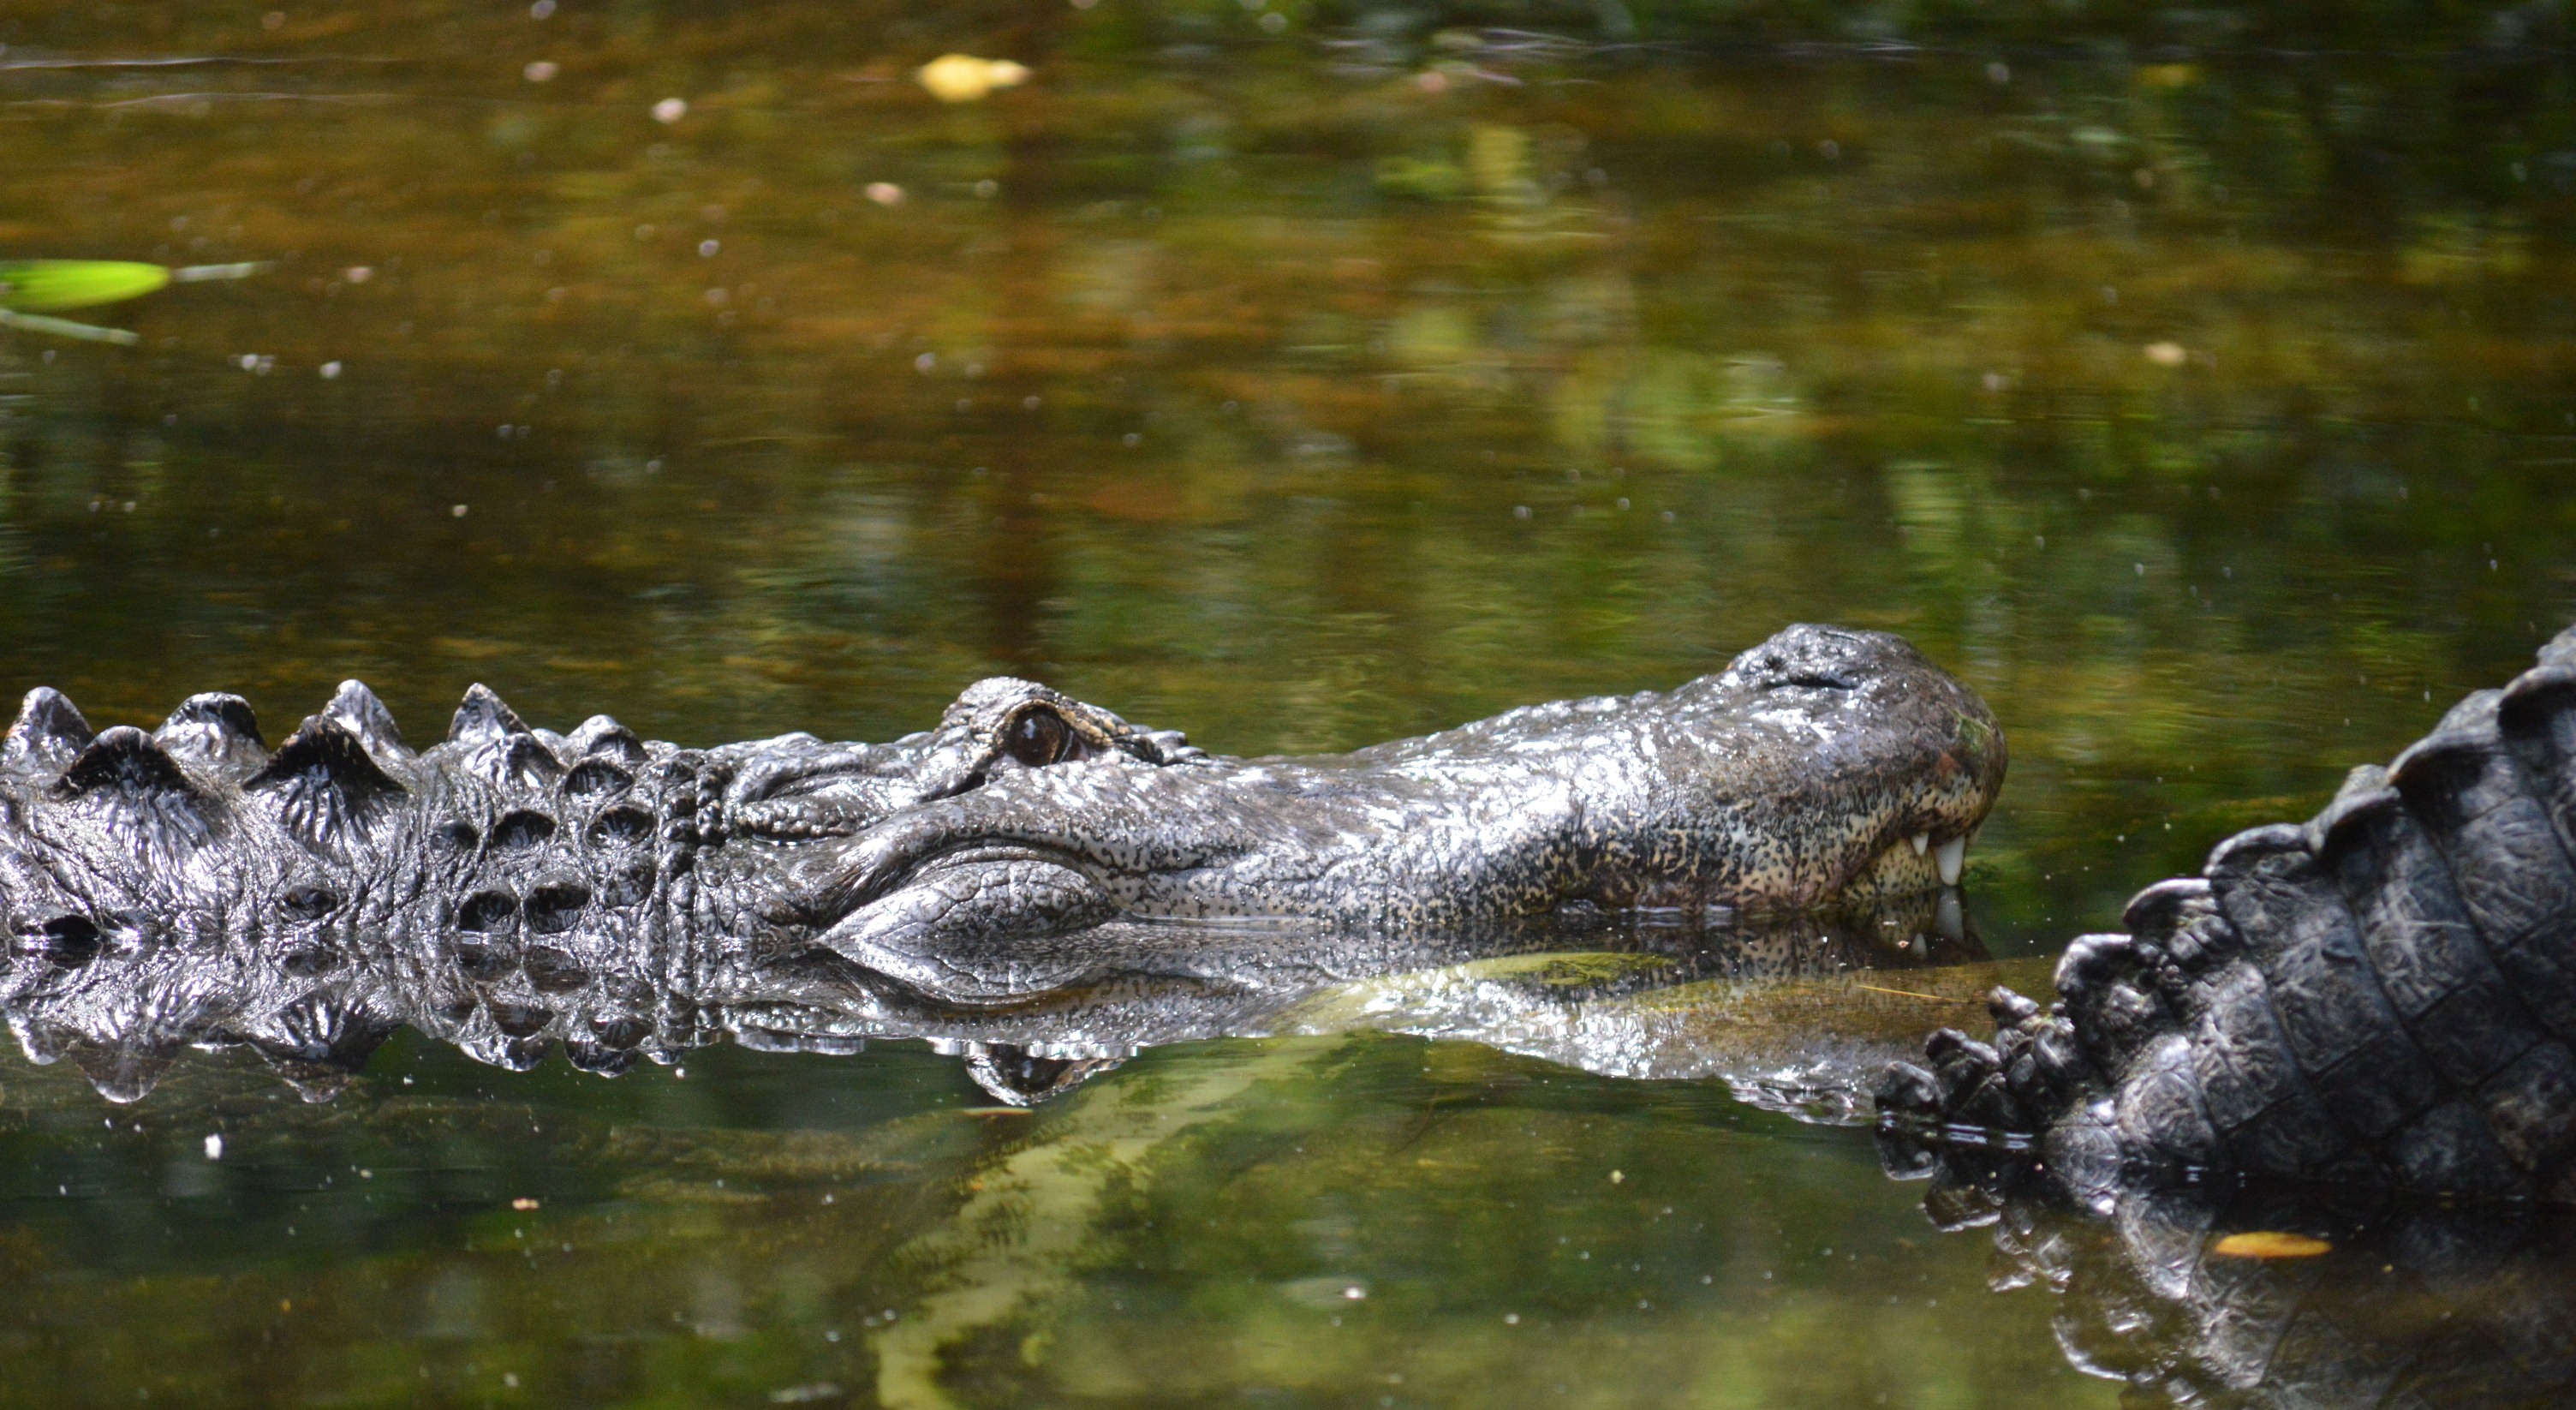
2210, 1231, 2332, 1259
917, 54, 1029, 104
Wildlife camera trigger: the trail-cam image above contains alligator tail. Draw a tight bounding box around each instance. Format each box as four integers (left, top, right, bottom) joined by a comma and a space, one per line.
1878, 624, 2576, 1204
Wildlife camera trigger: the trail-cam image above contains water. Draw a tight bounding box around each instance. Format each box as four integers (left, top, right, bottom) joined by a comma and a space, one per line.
3, 3, 2575, 1405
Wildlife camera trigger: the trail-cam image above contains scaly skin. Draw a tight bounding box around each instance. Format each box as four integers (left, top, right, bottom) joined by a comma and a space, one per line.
1878, 624, 2576, 1206
0, 624, 2001, 1096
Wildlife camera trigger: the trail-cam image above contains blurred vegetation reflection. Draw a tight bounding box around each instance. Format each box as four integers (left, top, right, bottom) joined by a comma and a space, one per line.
0, 0, 2573, 1404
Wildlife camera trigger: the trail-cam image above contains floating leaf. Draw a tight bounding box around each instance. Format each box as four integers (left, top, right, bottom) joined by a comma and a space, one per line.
2209, 1231, 2333, 1259
916, 54, 1029, 103
0, 260, 266, 344
0, 260, 170, 313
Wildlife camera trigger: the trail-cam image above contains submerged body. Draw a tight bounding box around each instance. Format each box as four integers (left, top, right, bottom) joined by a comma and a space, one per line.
0, 624, 2001, 1092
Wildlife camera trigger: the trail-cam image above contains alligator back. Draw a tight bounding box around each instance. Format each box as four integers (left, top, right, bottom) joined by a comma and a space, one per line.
0, 681, 706, 1089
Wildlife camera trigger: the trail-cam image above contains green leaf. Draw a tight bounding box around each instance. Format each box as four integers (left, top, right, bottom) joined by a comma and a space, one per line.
0, 260, 173, 313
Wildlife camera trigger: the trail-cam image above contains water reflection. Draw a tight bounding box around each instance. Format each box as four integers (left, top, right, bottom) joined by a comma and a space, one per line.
7, 995, 2570, 1408
0, 884, 2001, 1115
1902, 1170, 2576, 1410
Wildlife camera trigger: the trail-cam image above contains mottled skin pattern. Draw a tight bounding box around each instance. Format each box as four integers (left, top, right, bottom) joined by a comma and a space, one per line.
0, 624, 2002, 1095
1879, 624, 2576, 1208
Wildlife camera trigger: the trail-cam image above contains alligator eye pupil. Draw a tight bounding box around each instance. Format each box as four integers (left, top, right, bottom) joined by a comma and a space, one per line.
1005, 710, 1070, 767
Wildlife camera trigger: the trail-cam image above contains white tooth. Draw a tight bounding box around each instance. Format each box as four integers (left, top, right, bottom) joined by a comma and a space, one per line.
1936, 835, 1966, 887
1910, 832, 1929, 857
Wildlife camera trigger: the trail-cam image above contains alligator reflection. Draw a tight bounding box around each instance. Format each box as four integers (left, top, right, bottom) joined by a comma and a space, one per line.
3, 890, 1993, 1119
4, 907, 2571, 1407
1887, 1135, 2576, 1408
891, 988, 2576, 1410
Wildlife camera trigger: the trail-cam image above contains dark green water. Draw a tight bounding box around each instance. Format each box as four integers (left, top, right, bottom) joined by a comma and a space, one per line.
3, 2, 2574, 1405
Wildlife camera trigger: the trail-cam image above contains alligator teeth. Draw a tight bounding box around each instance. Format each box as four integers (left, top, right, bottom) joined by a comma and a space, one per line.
1910, 832, 1929, 857
1935, 835, 1966, 887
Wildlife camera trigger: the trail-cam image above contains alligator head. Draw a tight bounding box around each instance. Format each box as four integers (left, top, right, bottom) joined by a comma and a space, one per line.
731, 623, 2006, 996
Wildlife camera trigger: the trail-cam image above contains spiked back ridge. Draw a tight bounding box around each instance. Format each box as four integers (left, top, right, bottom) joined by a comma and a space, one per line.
0, 666, 1250, 1102
0, 681, 709, 1100
1881, 624, 2576, 1205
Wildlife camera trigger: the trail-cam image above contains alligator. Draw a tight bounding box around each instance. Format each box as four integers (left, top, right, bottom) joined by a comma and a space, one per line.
10, 616, 2576, 1214
0, 623, 2002, 1098
1877, 624, 2576, 1209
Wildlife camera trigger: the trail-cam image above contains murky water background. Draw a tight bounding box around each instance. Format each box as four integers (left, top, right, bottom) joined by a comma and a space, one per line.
2, 1, 2573, 1405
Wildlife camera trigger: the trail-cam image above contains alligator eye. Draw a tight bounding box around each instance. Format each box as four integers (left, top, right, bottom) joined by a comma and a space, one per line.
1004, 708, 1072, 768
